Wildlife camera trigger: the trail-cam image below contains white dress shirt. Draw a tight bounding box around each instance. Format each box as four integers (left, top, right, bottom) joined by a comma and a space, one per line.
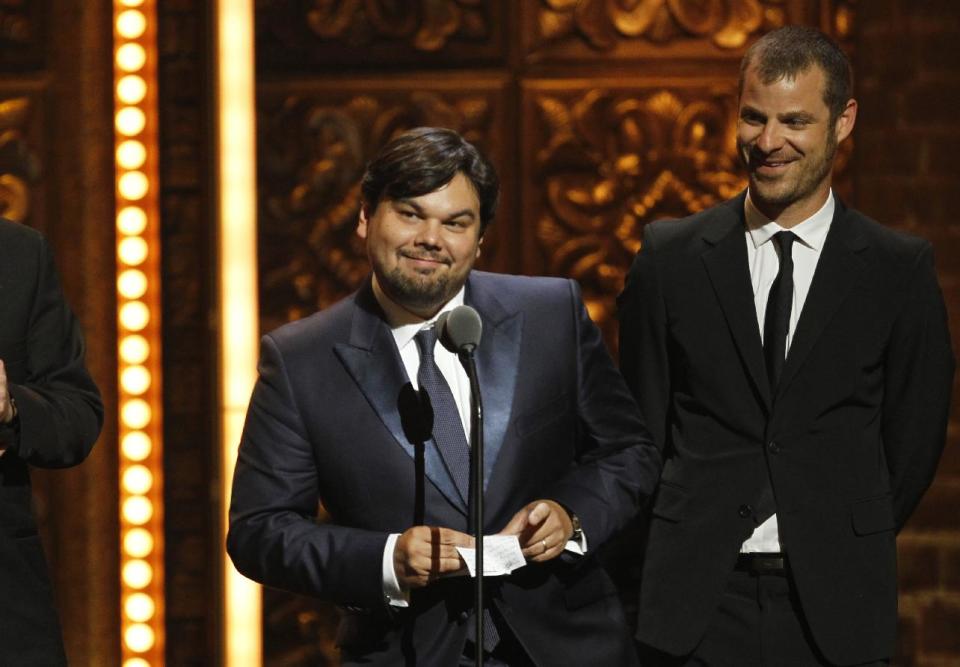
740, 190, 835, 553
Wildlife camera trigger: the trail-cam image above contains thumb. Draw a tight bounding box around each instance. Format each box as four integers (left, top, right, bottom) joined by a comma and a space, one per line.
498, 508, 529, 536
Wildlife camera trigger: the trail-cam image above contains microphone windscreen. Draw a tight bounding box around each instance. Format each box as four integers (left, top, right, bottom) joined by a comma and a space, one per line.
441, 305, 482, 352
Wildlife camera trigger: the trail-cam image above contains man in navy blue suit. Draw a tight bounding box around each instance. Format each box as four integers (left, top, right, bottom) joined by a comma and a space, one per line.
228, 127, 661, 665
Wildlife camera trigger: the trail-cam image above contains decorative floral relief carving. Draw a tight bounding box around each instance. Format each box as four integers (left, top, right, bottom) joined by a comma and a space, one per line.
533, 86, 746, 326
258, 90, 495, 330
261, 0, 491, 52
0, 97, 40, 223
535, 0, 788, 52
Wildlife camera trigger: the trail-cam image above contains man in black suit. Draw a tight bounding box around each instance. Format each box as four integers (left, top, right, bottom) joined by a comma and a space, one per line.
0, 219, 103, 665
618, 26, 954, 666
228, 127, 661, 665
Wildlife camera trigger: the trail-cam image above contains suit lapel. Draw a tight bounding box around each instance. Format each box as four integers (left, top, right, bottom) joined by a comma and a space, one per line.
776, 202, 867, 399
465, 274, 522, 493
701, 197, 773, 410
334, 282, 467, 515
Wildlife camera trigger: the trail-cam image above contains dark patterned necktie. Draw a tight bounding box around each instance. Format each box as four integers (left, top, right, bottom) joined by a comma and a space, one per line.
415, 327, 471, 504
415, 326, 500, 652
763, 231, 797, 391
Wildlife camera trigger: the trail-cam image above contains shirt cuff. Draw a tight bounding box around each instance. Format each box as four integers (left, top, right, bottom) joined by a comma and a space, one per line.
563, 530, 587, 556
382, 533, 410, 608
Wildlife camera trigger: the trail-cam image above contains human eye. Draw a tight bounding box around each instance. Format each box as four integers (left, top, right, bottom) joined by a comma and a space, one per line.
783, 115, 811, 128
740, 109, 765, 125
396, 206, 421, 220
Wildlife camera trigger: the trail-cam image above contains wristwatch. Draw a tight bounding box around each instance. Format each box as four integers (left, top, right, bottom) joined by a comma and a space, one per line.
568, 509, 583, 542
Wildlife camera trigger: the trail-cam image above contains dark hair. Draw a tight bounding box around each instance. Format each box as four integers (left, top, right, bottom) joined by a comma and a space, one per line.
739, 26, 853, 123
361, 127, 500, 233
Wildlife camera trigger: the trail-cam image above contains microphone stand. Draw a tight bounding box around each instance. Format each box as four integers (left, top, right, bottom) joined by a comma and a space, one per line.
460, 347, 484, 666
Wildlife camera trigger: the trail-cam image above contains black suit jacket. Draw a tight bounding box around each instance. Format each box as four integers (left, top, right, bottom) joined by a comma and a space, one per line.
0, 219, 103, 664
618, 193, 955, 665
228, 271, 660, 666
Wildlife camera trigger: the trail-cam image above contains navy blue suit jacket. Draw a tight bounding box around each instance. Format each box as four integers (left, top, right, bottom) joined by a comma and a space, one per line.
228, 271, 660, 665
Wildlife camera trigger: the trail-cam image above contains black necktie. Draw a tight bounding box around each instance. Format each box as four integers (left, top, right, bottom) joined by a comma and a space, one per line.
415, 327, 471, 504
415, 327, 500, 652
763, 231, 797, 391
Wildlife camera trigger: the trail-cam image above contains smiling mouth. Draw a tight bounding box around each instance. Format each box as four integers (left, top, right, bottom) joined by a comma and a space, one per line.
400, 252, 450, 268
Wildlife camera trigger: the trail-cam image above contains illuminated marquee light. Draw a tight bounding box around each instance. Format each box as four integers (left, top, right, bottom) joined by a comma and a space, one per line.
113, 0, 164, 664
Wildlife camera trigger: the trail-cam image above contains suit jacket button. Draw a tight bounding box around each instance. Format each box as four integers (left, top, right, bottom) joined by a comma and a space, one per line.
738, 504, 753, 518
459, 611, 469, 622
768, 441, 781, 454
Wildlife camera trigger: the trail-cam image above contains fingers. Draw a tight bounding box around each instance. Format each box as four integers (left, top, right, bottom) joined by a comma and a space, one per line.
394, 526, 474, 589
496, 507, 529, 536
516, 500, 574, 563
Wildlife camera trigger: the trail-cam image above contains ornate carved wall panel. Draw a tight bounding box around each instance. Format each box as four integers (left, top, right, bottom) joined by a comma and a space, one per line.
522, 78, 745, 339
523, 0, 810, 63
256, 0, 508, 70
257, 79, 511, 334
0, 91, 42, 225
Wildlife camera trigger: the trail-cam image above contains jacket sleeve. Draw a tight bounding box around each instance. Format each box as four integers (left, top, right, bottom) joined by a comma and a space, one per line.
617, 223, 671, 453
226, 334, 388, 608
881, 242, 955, 530
5, 235, 103, 468
547, 278, 662, 548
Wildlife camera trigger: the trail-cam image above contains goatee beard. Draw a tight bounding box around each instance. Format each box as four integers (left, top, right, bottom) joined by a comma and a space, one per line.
380, 266, 456, 312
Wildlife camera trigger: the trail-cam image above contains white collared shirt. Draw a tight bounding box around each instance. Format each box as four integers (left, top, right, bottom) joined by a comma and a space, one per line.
380, 286, 472, 440
741, 190, 835, 553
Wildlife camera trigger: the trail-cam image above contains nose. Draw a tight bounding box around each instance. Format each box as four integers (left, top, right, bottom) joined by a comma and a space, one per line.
414, 218, 442, 248
755, 121, 785, 154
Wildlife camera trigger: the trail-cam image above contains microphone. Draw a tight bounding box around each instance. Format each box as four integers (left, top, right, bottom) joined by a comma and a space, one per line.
436, 305, 482, 354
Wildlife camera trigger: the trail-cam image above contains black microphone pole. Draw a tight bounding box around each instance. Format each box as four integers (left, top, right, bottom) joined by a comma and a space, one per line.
439, 306, 485, 663
462, 347, 484, 665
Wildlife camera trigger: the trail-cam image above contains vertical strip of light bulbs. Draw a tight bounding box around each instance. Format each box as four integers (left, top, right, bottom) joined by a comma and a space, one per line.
114, 0, 164, 665
216, 0, 262, 664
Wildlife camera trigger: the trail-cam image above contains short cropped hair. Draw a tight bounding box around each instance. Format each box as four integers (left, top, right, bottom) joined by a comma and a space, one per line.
361, 127, 500, 234
740, 26, 853, 122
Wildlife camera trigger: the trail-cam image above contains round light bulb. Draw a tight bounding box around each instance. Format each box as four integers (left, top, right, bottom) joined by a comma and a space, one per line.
117, 10, 146, 39
117, 140, 146, 170
120, 335, 150, 365
122, 464, 153, 495
116, 107, 146, 136
123, 528, 154, 558
117, 206, 147, 235
116, 43, 146, 72
117, 75, 147, 105
121, 432, 152, 461
121, 365, 151, 396
124, 592, 156, 622
119, 302, 150, 332
121, 398, 151, 429
118, 269, 148, 299
122, 559, 153, 589
118, 237, 148, 266
124, 623, 155, 653
122, 496, 153, 525
119, 172, 149, 201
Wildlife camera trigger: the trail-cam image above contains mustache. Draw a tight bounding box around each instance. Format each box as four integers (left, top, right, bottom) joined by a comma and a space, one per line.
399, 250, 451, 265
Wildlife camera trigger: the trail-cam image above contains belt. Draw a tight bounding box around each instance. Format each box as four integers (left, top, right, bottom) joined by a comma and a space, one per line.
735, 553, 787, 575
